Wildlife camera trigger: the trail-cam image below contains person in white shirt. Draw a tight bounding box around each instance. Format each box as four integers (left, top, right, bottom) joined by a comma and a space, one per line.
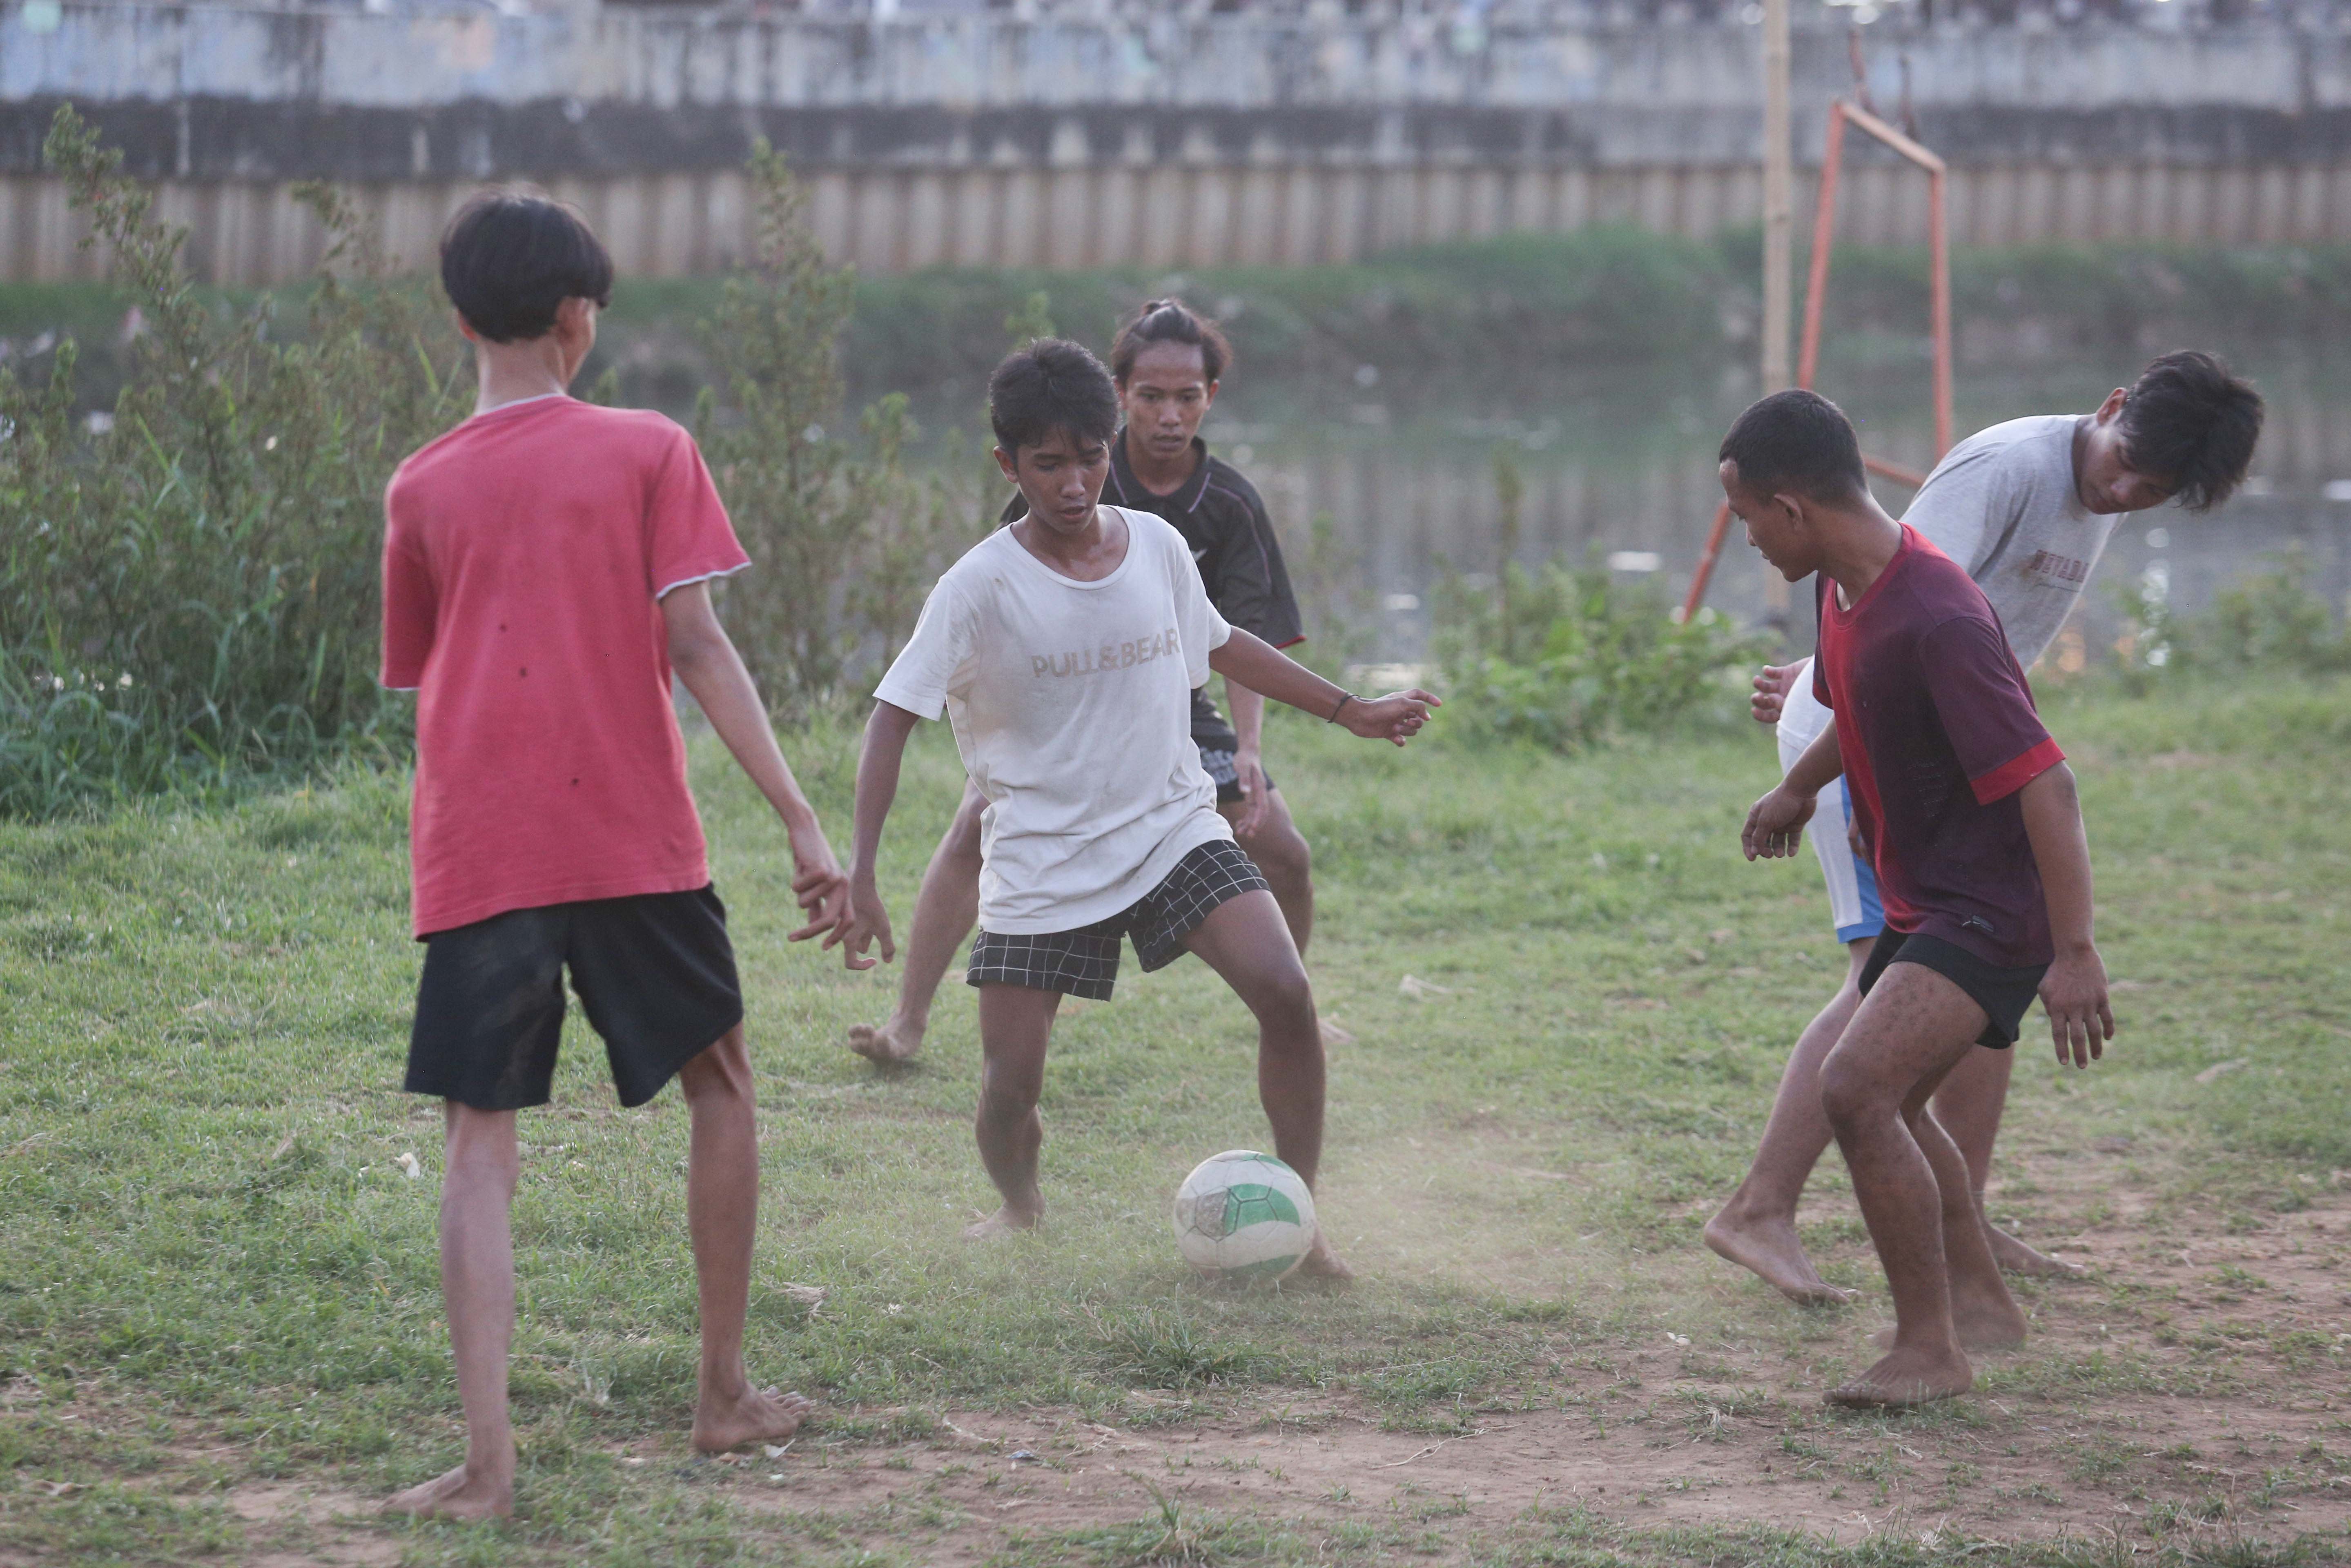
831, 340, 1438, 1272
1706, 351, 2263, 1307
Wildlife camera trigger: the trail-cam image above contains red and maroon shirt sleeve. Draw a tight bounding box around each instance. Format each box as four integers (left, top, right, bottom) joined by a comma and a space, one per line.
379, 478, 437, 692
1918, 614, 2065, 804
646, 425, 751, 600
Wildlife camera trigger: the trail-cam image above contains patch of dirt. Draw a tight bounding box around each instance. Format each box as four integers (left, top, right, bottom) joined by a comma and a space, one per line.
669, 1178, 2351, 1564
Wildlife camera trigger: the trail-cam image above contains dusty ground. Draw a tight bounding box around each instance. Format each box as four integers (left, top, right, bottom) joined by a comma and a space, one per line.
69, 1166, 2329, 1566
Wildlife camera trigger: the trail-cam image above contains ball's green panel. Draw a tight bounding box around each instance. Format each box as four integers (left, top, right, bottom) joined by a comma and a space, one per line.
1221, 1252, 1307, 1283
1215, 1183, 1303, 1236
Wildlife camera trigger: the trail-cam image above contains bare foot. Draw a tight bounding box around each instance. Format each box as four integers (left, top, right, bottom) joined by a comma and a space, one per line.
963, 1206, 1040, 1241
1825, 1345, 1972, 1408
847, 1014, 925, 1064
1870, 1298, 2026, 1354
1318, 1018, 1355, 1047
382, 1461, 513, 1521
693, 1385, 813, 1454
1990, 1224, 2086, 1278
1292, 1227, 1355, 1283
1703, 1205, 1857, 1306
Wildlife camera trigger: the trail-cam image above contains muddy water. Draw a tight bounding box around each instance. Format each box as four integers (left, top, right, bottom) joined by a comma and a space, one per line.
1186, 352, 2351, 665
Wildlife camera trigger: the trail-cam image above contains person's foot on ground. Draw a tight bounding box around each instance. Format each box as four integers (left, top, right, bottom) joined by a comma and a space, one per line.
1824, 1345, 1972, 1408
692, 1385, 814, 1454
1703, 1203, 1857, 1306
1293, 1227, 1355, 1283
847, 1013, 925, 1064
1871, 1295, 2027, 1354
1318, 1018, 1355, 1047
382, 1461, 514, 1521
1989, 1224, 2086, 1278
963, 1206, 1040, 1241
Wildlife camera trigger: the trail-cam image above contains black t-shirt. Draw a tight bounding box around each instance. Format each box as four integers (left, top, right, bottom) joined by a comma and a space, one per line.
1000, 432, 1305, 750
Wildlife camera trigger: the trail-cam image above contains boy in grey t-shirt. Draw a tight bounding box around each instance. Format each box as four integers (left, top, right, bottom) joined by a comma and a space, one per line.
1708, 350, 2263, 1307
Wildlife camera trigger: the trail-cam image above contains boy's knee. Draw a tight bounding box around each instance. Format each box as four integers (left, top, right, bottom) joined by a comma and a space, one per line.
1248, 824, 1310, 885
444, 1107, 521, 1191
976, 1070, 1042, 1123
678, 1027, 753, 1103
1249, 964, 1317, 1038
1816, 1053, 1883, 1132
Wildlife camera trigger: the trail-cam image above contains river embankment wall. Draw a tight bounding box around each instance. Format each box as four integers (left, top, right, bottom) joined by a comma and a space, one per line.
7, 5, 2351, 282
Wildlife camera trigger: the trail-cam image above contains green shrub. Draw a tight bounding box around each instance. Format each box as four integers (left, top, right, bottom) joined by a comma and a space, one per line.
0, 108, 463, 818
2104, 549, 2351, 689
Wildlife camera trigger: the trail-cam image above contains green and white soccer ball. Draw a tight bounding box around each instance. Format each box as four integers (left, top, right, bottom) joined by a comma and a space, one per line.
1171, 1149, 1316, 1284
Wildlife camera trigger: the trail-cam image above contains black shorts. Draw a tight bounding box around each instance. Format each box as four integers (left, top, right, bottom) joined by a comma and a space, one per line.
966, 840, 1270, 1002
1858, 930, 2048, 1049
406, 885, 743, 1111
1196, 746, 1275, 808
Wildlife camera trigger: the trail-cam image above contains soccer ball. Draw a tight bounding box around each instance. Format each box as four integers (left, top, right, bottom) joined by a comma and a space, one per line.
1171, 1149, 1316, 1284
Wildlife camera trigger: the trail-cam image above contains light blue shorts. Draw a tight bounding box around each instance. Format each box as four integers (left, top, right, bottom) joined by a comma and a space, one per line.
1778, 666, 1886, 945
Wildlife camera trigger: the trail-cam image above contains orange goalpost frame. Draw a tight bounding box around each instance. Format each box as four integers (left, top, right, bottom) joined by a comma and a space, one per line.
1679, 98, 1954, 623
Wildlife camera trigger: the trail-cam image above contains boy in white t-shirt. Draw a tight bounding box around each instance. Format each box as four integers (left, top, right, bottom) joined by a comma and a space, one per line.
833, 341, 1438, 1270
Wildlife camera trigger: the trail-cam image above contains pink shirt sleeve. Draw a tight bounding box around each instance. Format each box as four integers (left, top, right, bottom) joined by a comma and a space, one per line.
647, 425, 751, 600
379, 484, 436, 691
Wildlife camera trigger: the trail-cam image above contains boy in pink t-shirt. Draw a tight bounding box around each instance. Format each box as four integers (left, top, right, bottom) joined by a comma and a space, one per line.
379, 195, 849, 1521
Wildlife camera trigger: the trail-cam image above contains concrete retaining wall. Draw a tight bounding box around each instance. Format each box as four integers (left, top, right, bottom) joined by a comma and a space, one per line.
7, 5, 2351, 281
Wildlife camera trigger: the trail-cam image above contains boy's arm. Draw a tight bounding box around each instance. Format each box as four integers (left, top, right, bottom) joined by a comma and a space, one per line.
1226, 683, 1271, 835
1741, 723, 1843, 861
829, 700, 922, 971
1206, 628, 1438, 744
2018, 762, 2114, 1067
660, 581, 849, 940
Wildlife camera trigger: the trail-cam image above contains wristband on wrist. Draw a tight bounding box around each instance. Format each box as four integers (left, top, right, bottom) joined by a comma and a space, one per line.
1327, 691, 1355, 724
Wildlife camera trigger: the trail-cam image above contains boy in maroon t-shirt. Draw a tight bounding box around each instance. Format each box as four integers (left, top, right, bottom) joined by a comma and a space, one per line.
378, 196, 850, 1519
1718, 390, 2115, 1408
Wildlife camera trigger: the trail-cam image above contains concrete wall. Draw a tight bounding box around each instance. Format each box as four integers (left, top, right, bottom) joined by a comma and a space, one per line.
7, 5, 2351, 281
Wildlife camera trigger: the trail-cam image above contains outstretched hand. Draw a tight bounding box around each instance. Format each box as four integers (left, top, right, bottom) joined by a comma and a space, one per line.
824, 878, 897, 971
1741, 784, 1817, 862
1751, 662, 1802, 725
1339, 688, 1441, 746
2039, 946, 2115, 1069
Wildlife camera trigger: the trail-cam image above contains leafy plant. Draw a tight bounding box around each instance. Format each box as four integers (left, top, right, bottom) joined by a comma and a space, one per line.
691, 140, 987, 716
1431, 552, 1770, 753
0, 106, 463, 817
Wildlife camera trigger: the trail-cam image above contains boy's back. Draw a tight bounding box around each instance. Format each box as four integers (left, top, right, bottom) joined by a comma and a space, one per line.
382, 396, 748, 937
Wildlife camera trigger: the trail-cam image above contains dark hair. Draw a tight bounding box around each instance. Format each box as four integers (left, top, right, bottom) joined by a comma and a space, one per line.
1108, 297, 1233, 385
989, 338, 1121, 454
439, 192, 614, 344
2117, 350, 2264, 511
1717, 389, 1868, 503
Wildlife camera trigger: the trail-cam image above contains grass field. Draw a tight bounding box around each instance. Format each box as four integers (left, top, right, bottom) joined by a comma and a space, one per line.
2, 677, 2348, 1566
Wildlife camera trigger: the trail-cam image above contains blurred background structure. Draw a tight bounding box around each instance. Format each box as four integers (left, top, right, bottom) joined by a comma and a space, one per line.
9, 0, 2351, 283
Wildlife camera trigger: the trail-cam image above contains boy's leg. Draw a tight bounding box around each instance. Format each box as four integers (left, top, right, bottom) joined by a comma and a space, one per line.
1930, 1047, 2083, 1277
385, 1104, 521, 1520
677, 1026, 813, 1452
1704, 935, 1874, 1305
1817, 961, 2018, 1406
1223, 786, 1313, 956
967, 982, 1060, 1238
849, 782, 985, 1064
1180, 889, 1351, 1279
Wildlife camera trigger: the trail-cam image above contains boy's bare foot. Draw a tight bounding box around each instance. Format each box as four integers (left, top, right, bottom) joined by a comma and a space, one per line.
1990, 1225, 2085, 1278
1824, 1345, 1972, 1408
1293, 1228, 1355, 1282
963, 1206, 1040, 1241
1703, 1205, 1857, 1306
693, 1385, 813, 1454
847, 1014, 925, 1064
1870, 1297, 2026, 1354
1318, 1018, 1355, 1047
382, 1462, 514, 1521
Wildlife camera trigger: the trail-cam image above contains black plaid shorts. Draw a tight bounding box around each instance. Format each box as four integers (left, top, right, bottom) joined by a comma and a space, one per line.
966, 839, 1270, 1001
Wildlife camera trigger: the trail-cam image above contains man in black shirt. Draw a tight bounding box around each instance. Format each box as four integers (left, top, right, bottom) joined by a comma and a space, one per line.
848, 300, 1320, 1063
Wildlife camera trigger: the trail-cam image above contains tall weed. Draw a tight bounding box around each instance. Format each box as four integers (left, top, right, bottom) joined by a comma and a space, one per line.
0, 107, 463, 817
691, 141, 987, 716
2104, 549, 2350, 690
